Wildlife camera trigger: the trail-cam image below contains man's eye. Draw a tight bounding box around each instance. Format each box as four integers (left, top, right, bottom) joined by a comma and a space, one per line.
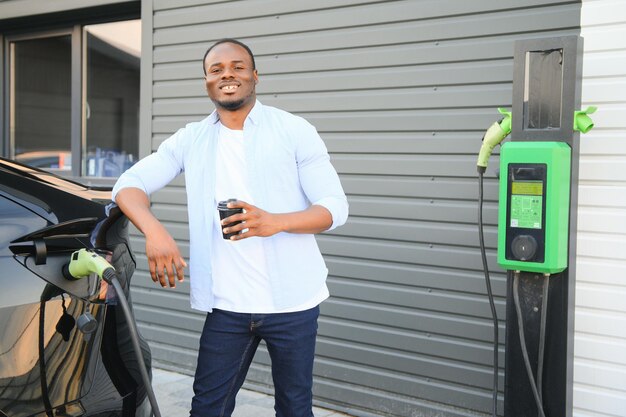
234, 66, 244, 70
210, 68, 221, 73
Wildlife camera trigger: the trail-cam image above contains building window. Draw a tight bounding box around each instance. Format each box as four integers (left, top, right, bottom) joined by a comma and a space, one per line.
10, 34, 73, 171
7, 19, 140, 178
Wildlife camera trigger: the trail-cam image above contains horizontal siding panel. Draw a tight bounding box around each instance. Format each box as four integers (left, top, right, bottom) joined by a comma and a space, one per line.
152, 109, 507, 134
579, 157, 626, 181
131, 272, 191, 296
151, 204, 189, 222
318, 317, 504, 367
331, 154, 481, 177
328, 277, 505, 319
577, 258, 626, 286
575, 309, 626, 339
576, 283, 626, 313
313, 338, 500, 391
575, 360, 626, 391
133, 296, 202, 334
152, 1, 578, 47
326, 257, 507, 296
153, 0, 224, 11
332, 217, 496, 247
153, 4, 578, 64
578, 208, 626, 234
340, 175, 500, 201
577, 78, 626, 103
324, 132, 494, 154
153, 84, 512, 116
146, 341, 198, 370
153, 31, 578, 81
317, 235, 496, 270
579, 132, 626, 156
137, 315, 199, 348
573, 386, 626, 417
574, 334, 626, 363
346, 196, 497, 224
311, 358, 498, 415
581, 0, 626, 27
580, 25, 626, 52
151, 186, 187, 204
153, 0, 383, 28
583, 51, 626, 78
309, 377, 485, 417
154, 57, 512, 93
577, 233, 626, 260
321, 299, 505, 344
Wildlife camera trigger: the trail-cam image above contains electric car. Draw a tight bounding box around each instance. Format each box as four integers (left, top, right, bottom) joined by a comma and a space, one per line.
0, 157, 152, 417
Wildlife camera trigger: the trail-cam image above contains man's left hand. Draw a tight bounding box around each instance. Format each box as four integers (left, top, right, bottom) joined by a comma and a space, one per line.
221, 200, 284, 240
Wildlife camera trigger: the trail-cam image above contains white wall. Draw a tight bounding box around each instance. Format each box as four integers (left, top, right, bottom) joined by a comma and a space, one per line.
576, 1, 626, 416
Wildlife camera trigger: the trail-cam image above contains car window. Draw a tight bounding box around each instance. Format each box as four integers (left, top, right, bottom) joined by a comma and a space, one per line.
0, 195, 47, 250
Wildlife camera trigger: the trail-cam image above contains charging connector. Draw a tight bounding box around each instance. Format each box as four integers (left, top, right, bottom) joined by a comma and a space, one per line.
477, 108, 512, 173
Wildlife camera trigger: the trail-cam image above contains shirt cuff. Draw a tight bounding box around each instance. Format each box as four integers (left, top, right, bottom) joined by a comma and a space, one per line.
312, 197, 349, 231
111, 172, 148, 203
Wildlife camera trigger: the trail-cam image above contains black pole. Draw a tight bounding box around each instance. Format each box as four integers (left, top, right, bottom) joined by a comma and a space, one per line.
504, 36, 583, 417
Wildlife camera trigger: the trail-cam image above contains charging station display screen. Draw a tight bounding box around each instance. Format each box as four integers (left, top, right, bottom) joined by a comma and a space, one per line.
510, 181, 543, 229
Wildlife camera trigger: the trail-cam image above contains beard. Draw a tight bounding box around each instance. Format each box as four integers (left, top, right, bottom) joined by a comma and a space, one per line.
215, 97, 246, 111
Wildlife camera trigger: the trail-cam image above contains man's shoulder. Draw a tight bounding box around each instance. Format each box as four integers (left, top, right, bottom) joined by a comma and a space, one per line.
182, 114, 216, 133
166, 114, 216, 145
261, 104, 312, 129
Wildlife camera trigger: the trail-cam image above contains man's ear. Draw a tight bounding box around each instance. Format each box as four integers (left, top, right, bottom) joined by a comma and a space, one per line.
254, 69, 259, 84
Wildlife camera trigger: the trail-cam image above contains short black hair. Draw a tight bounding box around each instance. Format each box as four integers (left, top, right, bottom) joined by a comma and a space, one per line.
202, 38, 256, 75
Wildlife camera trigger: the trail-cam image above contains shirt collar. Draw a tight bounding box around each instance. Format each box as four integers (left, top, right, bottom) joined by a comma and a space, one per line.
207, 100, 263, 126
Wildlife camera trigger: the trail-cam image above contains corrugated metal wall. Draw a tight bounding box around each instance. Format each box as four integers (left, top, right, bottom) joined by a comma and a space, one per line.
131, 1, 582, 415
575, 1, 626, 416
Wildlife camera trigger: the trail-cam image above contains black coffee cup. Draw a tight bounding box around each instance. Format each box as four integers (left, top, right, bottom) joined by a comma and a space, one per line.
217, 199, 243, 240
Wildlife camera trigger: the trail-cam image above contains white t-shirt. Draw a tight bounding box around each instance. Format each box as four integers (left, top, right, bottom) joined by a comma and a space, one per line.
211, 123, 328, 313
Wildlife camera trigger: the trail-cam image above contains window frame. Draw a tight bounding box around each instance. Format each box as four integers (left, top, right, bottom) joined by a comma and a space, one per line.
4, 27, 82, 177
2, 17, 140, 185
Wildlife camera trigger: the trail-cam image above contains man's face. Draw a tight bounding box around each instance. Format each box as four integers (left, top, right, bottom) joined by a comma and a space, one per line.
204, 43, 258, 112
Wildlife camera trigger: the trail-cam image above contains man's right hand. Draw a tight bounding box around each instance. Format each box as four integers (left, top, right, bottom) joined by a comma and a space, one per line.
115, 187, 186, 288
145, 225, 186, 288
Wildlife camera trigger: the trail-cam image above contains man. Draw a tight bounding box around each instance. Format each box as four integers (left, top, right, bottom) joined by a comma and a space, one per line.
112, 38, 348, 417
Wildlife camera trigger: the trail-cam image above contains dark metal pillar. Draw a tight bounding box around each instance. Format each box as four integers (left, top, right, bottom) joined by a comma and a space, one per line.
504, 36, 583, 417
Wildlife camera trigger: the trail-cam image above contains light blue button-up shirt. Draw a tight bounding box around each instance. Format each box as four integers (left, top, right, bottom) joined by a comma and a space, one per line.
112, 101, 349, 312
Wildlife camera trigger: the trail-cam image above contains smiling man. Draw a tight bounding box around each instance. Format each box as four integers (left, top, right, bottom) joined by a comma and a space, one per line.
112, 39, 348, 417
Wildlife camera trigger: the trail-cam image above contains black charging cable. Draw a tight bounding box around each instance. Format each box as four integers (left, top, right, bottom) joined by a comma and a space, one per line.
477, 169, 500, 417
102, 268, 162, 417
512, 271, 548, 417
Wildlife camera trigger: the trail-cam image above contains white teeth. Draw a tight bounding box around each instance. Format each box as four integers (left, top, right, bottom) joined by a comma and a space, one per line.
222, 85, 237, 91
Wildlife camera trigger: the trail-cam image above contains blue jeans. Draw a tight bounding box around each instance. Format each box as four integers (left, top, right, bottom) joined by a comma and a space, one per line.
190, 306, 320, 417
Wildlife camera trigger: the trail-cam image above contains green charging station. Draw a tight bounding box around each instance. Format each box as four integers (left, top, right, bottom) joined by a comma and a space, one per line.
475, 36, 596, 417
497, 142, 571, 274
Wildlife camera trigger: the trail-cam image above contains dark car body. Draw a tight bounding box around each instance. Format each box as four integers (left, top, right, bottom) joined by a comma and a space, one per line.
0, 157, 151, 417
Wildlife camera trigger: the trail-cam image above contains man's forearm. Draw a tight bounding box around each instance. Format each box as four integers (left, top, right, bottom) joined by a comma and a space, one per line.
114, 187, 164, 237
275, 204, 333, 234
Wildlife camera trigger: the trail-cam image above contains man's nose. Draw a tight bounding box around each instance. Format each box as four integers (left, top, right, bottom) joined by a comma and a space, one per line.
221, 67, 235, 78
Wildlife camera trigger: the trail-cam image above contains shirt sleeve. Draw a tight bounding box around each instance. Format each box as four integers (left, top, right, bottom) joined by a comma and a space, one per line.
295, 121, 349, 231
112, 128, 187, 202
